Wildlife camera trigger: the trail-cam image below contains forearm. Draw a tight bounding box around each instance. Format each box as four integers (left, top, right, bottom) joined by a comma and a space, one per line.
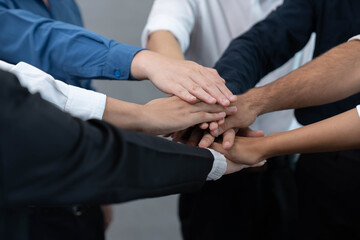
245, 41, 360, 116
102, 97, 145, 132
147, 30, 185, 60
216, 0, 313, 94
262, 108, 360, 158
0, 8, 142, 81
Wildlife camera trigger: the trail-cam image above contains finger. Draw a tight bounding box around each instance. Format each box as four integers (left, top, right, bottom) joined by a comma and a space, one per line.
205, 68, 237, 102
209, 121, 219, 131
174, 86, 197, 103
187, 128, 204, 146
211, 117, 236, 137
199, 132, 216, 148
199, 122, 209, 130
196, 77, 230, 107
194, 102, 237, 114
222, 128, 236, 149
217, 118, 225, 125
182, 81, 216, 104
237, 128, 265, 137
193, 112, 226, 126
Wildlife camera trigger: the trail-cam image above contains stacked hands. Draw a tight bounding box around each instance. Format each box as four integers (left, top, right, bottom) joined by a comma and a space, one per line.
128, 50, 268, 175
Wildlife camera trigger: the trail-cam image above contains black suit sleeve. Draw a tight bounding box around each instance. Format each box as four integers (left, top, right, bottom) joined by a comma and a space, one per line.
215, 0, 315, 94
0, 70, 214, 208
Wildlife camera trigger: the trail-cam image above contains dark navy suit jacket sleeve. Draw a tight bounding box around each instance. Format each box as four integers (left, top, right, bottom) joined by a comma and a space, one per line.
215, 0, 315, 94
0, 70, 214, 208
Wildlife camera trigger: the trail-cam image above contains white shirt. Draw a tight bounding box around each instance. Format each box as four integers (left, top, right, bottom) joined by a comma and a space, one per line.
0, 60, 226, 180
142, 0, 316, 134
0, 60, 106, 120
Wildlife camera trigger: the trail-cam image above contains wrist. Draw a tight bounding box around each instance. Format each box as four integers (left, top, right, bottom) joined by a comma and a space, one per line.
261, 133, 283, 159
130, 50, 152, 80
242, 88, 267, 116
102, 97, 145, 131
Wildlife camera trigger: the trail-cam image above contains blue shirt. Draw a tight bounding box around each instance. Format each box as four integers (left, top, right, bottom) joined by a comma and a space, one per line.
0, 0, 143, 89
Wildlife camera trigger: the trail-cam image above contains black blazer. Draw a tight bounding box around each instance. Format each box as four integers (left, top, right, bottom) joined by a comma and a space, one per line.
215, 0, 360, 126
0, 70, 214, 239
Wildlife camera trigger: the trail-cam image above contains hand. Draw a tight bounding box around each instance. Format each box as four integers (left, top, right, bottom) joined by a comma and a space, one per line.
130, 50, 237, 106
211, 136, 269, 166
198, 127, 264, 149
225, 159, 267, 175
209, 94, 259, 138
101, 205, 113, 231
140, 96, 237, 135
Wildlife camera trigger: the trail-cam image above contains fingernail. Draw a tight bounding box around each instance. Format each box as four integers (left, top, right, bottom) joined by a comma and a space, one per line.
221, 99, 230, 106
226, 106, 237, 112
229, 95, 237, 102
218, 112, 226, 117
213, 129, 219, 136
223, 141, 230, 149
199, 140, 207, 147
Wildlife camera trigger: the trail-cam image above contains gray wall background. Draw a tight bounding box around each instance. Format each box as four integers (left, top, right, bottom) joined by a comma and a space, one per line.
75, 1, 182, 239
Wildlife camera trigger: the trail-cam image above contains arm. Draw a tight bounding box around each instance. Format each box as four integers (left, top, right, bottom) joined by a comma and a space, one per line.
0, 7, 141, 81
0, 6, 234, 105
141, 0, 235, 105
147, 30, 185, 60
1, 61, 236, 134
212, 40, 360, 137
0, 71, 232, 207
211, 108, 360, 165
215, 0, 315, 94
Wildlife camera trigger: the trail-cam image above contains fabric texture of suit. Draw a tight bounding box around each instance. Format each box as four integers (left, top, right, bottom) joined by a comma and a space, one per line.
0, 70, 214, 240
179, 1, 360, 240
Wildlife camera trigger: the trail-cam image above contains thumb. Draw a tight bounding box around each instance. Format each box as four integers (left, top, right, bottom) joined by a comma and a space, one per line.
210, 142, 228, 156
210, 116, 236, 137
238, 128, 265, 137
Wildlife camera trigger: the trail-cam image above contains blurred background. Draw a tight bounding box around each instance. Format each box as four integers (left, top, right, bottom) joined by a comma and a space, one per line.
75, 0, 182, 239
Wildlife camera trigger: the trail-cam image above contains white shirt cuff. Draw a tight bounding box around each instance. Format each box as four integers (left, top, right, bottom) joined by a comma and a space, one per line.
356, 105, 360, 118
348, 35, 360, 42
66, 86, 106, 120
206, 149, 227, 181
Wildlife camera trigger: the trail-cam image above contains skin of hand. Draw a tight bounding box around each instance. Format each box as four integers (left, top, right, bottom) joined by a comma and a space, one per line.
101, 205, 113, 231
225, 159, 267, 175
130, 50, 237, 107
172, 127, 264, 150
212, 108, 360, 166
209, 41, 360, 141
102, 96, 237, 136
177, 95, 259, 149
146, 31, 234, 127
211, 136, 269, 166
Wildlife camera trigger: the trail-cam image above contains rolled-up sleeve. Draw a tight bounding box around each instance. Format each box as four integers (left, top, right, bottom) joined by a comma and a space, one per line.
141, 0, 197, 52
0, 7, 143, 81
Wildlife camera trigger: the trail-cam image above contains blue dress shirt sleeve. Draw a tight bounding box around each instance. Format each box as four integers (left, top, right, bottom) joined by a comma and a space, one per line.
0, 7, 143, 81
214, 0, 315, 94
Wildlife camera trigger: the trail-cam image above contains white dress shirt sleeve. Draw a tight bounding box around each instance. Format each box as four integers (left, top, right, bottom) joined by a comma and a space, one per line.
357, 105, 360, 118
206, 149, 227, 181
141, 0, 197, 52
0, 61, 106, 120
